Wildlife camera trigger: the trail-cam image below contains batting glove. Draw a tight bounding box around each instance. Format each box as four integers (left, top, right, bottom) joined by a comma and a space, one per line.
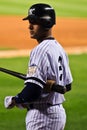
4, 96, 15, 109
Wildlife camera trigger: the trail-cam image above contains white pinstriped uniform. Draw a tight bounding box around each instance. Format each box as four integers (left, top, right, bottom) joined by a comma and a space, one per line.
25, 38, 73, 130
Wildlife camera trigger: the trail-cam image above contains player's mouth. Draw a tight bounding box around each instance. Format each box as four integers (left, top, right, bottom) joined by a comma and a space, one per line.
30, 30, 34, 35
29, 31, 36, 38
29, 30, 34, 35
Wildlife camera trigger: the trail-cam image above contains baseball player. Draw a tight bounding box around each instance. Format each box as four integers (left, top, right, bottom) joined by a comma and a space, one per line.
4, 3, 73, 130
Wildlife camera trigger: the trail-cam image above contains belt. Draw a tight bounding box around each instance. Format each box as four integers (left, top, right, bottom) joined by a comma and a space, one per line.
27, 103, 62, 110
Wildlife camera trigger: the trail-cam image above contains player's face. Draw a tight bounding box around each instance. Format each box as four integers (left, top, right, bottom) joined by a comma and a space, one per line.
28, 22, 46, 42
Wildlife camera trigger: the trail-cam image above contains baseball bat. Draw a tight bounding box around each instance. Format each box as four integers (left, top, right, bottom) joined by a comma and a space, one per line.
0, 67, 26, 80
0, 67, 68, 94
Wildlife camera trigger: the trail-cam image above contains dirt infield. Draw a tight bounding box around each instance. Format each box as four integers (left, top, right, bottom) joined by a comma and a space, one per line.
0, 16, 87, 57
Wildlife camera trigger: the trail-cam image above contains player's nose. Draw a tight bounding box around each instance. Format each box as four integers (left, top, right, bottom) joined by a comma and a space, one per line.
29, 24, 33, 30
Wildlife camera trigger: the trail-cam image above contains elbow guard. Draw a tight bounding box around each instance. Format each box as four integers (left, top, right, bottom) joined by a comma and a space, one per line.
14, 82, 42, 104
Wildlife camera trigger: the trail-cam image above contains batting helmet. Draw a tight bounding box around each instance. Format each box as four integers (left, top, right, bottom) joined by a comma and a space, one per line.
23, 3, 56, 29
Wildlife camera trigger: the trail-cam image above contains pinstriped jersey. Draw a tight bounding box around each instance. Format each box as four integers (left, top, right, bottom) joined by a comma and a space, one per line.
25, 38, 73, 105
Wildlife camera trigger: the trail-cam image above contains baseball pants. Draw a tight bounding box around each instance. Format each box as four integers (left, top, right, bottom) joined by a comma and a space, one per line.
25, 104, 66, 130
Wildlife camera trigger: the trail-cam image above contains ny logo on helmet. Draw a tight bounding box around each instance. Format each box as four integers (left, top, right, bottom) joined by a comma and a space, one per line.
29, 8, 35, 15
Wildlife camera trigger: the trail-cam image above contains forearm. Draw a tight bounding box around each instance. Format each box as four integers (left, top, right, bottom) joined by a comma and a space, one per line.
13, 82, 42, 104
51, 83, 72, 94
45, 80, 72, 94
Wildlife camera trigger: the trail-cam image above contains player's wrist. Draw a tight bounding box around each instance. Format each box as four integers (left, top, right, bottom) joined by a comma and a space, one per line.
13, 95, 23, 104
12, 97, 16, 105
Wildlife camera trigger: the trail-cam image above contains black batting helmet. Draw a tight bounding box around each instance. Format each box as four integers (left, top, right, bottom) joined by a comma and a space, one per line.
23, 3, 56, 29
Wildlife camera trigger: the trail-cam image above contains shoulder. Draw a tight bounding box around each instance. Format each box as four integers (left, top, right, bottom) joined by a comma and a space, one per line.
30, 39, 67, 58
30, 40, 52, 56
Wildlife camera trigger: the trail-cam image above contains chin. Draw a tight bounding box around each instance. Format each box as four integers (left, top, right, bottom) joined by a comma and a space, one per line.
30, 34, 34, 38
30, 36, 36, 39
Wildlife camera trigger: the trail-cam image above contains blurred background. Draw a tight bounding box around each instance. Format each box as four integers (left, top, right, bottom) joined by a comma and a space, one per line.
0, 0, 87, 52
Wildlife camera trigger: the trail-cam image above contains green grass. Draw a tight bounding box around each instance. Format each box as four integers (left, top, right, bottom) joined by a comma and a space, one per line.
64, 54, 87, 130
0, 54, 87, 130
0, 57, 28, 130
0, 0, 87, 17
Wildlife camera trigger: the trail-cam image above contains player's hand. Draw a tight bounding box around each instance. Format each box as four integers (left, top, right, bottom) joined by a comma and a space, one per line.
44, 80, 55, 93
44, 80, 67, 94
4, 96, 16, 109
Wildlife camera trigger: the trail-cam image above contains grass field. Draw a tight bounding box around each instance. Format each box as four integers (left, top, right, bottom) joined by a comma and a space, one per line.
0, 0, 87, 17
0, 54, 87, 130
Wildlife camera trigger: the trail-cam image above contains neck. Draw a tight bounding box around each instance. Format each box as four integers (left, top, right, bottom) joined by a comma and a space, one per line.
37, 28, 53, 43
37, 36, 53, 43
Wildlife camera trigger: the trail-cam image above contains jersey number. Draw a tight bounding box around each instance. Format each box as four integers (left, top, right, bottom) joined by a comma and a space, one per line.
58, 56, 63, 81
